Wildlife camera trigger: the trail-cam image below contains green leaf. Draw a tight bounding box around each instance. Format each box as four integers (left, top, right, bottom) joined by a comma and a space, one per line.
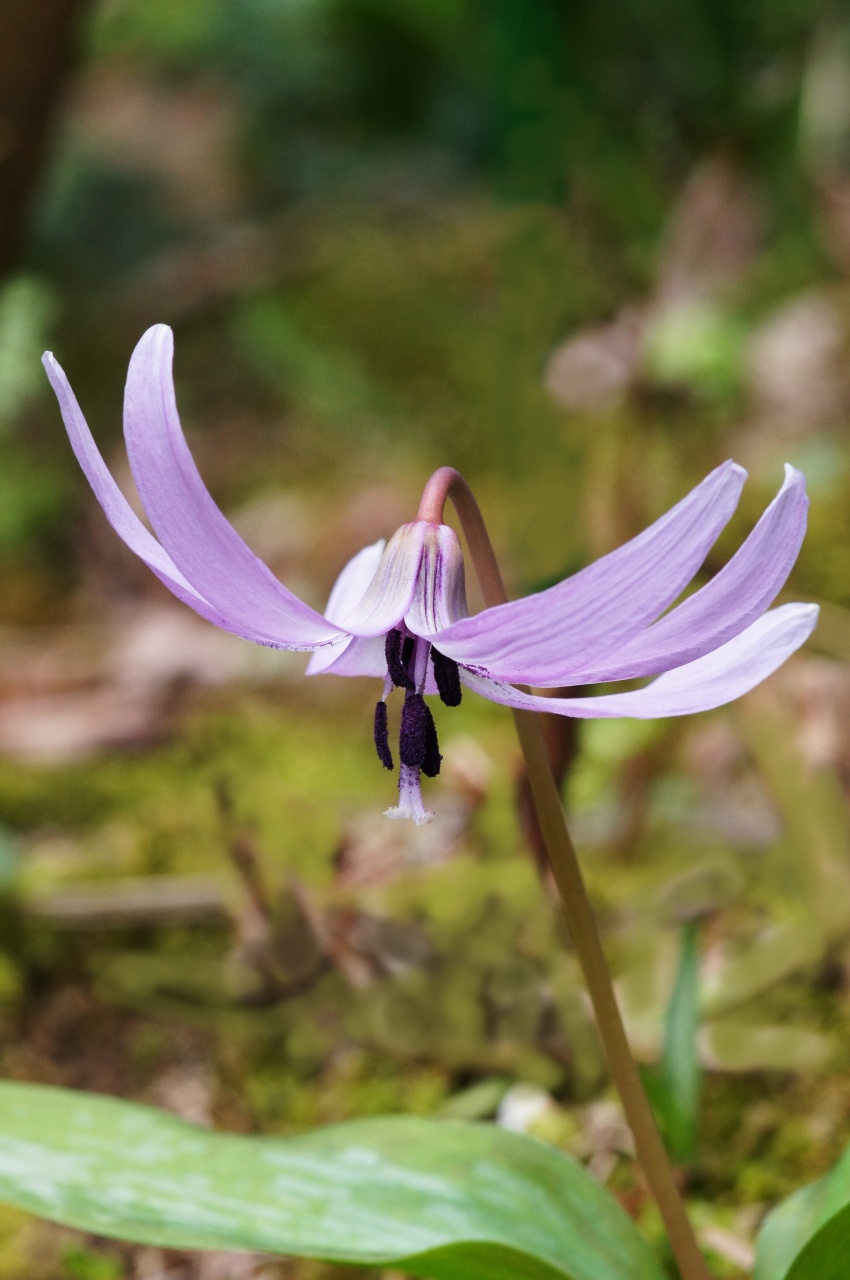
756, 1144, 850, 1280
657, 921, 701, 1162
0, 1081, 664, 1280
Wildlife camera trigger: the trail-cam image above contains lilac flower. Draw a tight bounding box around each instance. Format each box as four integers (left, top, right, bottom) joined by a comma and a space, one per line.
43, 324, 817, 824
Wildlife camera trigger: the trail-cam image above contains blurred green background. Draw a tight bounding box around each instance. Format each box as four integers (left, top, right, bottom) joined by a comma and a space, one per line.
3, 1, 850, 1277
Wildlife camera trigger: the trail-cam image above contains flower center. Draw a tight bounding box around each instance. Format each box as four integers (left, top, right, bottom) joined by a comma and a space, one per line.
375, 628, 462, 825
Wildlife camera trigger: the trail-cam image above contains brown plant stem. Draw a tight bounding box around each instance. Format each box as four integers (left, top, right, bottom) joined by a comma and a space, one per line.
0, 0, 87, 278
417, 466, 713, 1280
515, 692, 581, 879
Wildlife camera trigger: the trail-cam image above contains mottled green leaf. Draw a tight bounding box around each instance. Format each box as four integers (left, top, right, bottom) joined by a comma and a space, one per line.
0, 1082, 664, 1280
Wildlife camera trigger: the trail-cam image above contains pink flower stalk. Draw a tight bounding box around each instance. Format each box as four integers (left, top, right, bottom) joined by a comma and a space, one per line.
44, 325, 817, 825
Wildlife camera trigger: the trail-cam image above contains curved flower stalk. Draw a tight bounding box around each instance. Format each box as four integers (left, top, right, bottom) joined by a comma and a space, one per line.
44, 324, 817, 826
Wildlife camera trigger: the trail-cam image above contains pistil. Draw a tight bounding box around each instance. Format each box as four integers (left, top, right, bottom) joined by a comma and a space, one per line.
384, 763, 434, 825
380, 631, 445, 815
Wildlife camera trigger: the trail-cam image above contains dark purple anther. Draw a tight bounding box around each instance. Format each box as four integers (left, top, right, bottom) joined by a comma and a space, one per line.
421, 703, 442, 778
399, 691, 429, 767
432, 648, 462, 707
385, 629, 415, 690
373, 700, 394, 770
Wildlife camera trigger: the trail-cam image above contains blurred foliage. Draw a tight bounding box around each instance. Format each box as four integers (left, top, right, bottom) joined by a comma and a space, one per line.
8, 0, 845, 606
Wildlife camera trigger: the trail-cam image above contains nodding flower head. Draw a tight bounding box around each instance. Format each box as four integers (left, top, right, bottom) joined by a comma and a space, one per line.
44, 323, 819, 824
305, 519, 469, 824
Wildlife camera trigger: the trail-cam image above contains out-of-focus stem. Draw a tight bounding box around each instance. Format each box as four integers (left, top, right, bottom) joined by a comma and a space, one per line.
0, 0, 86, 278
418, 466, 713, 1280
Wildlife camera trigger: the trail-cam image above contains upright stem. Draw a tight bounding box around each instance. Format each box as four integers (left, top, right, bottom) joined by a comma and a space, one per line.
419, 467, 713, 1280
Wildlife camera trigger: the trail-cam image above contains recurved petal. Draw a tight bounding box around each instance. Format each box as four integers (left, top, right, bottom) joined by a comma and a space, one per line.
461, 603, 818, 719
427, 460, 747, 678
123, 325, 342, 650
549, 464, 809, 685
43, 351, 235, 633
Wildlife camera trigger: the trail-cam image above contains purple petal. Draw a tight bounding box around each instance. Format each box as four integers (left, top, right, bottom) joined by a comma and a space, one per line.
43, 351, 237, 633
324, 540, 386, 624
312, 634, 441, 690
309, 635, 445, 690
123, 325, 342, 649
341, 522, 470, 640
461, 603, 818, 719
553, 464, 809, 685
307, 634, 389, 678
427, 460, 747, 678
404, 524, 469, 635
305, 540, 385, 675
342, 523, 427, 637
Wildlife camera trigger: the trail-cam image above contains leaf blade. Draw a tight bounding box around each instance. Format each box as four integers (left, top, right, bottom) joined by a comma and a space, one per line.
0, 1081, 664, 1280
755, 1145, 850, 1280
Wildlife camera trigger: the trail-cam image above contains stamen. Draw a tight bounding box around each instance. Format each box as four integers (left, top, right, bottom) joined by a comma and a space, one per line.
385, 629, 414, 690
399, 691, 429, 767
400, 688, 441, 776
421, 703, 442, 778
431, 648, 462, 707
373, 700, 393, 770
